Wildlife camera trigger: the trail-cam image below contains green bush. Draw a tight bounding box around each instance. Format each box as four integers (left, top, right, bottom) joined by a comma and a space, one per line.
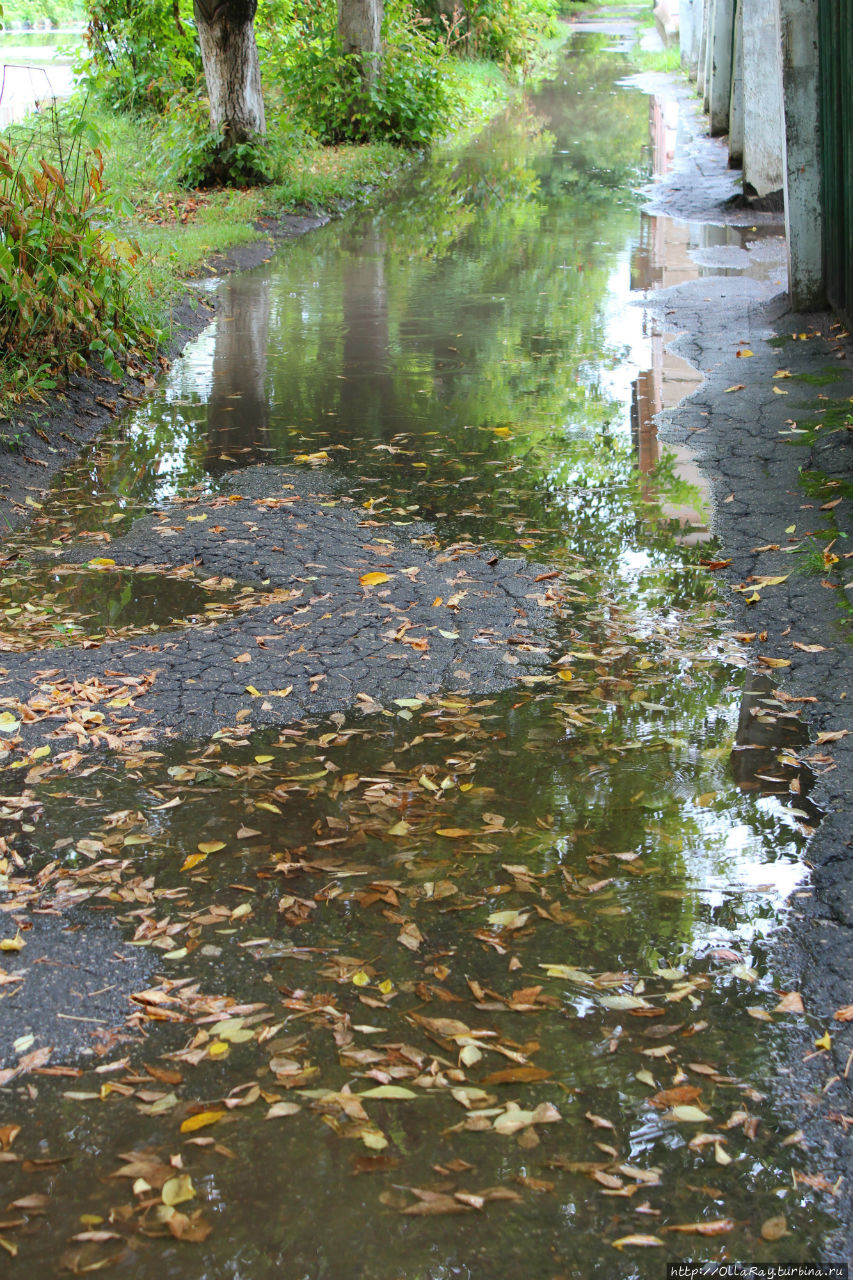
416, 0, 560, 67
78, 0, 201, 115
0, 116, 156, 406
273, 0, 459, 147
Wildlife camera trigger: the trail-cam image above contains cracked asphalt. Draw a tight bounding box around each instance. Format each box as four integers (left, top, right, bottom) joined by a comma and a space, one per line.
0, 464, 564, 749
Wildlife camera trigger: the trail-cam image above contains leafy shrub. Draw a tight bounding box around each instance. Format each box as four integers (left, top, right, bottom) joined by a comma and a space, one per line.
78, 0, 201, 115
273, 0, 459, 147
0, 114, 156, 406
418, 0, 559, 67
150, 88, 301, 188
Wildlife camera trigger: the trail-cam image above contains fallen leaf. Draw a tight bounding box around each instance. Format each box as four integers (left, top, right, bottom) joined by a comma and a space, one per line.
662, 1219, 735, 1236
611, 1234, 663, 1249
360, 572, 390, 587
161, 1175, 195, 1207
761, 1215, 788, 1241
180, 1111, 225, 1134
666, 1105, 712, 1123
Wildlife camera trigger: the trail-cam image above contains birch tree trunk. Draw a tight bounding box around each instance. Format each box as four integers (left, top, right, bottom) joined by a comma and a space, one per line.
337, 0, 384, 86
193, 0, 266, 143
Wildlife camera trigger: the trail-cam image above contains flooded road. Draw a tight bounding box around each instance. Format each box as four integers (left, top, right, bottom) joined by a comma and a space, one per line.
0, 33, 835, 1278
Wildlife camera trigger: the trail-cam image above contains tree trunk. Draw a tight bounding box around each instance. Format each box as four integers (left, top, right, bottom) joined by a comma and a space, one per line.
337, 0, 384, 86
193, 0, 265, 142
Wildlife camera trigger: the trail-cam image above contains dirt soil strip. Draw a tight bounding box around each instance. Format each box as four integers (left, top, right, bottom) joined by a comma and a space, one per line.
641, 76, 853, 1263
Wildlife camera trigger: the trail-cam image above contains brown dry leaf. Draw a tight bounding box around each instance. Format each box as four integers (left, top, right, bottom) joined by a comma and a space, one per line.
774, 991, 805, 1015
662, 1219, 735, 1235
761, 1215, 788, 1241
649, 1085, 701, 1109
232, 653, 252, 664
585, 1111, 615, 1130
834, 1005, 853, 1022
592, 1170, 623, 1189
0, 1125, 20, 1151
791, 642, 827, 653
481, 1065, 551, 1086
817, 730, 849, 744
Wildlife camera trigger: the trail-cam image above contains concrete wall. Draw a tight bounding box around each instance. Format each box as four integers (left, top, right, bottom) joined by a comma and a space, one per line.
709, 0, 735, 134
779, 0, 824, 308
679, 0, 702, 76
729, 0, 745, 163
742, 0, 785, 196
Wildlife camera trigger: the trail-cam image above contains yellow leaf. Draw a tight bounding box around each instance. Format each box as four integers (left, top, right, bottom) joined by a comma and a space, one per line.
359, 572, 390, 586
161, 1175, 195, 1207
180, 1110, 226, 1133
0, 713, 21, 733
723, 384, 746, 393
378, 979, 394, 995
197, 841, 226, 854
207, 1041, 229, 1059
360, 1129, 388, 1150
435, 828, 472, 838
269, 687, 293, 698
29, 746, 50, 760
254, 755, 275, 764
180, 852, 208, 873
0, 932, 24, 952
757, 656, 791, 668
814, 1031, 832, 1051
245, 685, 261, 697
736, 349, 753, 357
557, 669, 573, 682
491, 426, 512, 438
87, 557, 116, 567
352, 971, 371, 987
186, 514, 208, 522
772, 386, 789, 395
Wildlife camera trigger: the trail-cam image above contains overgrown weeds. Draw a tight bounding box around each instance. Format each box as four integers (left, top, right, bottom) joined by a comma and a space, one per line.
0, 105, 157, 414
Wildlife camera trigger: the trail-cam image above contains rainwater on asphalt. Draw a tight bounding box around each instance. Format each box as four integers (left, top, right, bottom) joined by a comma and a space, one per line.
0, 33, 839, 1278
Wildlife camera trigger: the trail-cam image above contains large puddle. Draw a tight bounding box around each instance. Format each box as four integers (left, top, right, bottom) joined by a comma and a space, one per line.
0, 32, 834, 1277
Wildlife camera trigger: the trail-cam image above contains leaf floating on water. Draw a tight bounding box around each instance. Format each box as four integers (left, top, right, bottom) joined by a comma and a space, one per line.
761, 1215, 789, 1241
360, 1129, 388, 1150
481, 1065, 551, 1086
266, 1102, 301, 1119
197, 841, 226, 855
180, 1110, 225, 1133
599, 994, 651, 1011
774, 991, 805, 1014
662, 1219, 735, 1236
435, 828, 473, 839
666, 1105, 712, 1123
611, 1234, 664, 1249
161, 1175, 196, 1207
359, 1085, 417, 1100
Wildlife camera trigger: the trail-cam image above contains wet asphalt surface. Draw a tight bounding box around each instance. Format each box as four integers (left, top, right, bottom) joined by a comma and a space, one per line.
0, 53, 852, 1264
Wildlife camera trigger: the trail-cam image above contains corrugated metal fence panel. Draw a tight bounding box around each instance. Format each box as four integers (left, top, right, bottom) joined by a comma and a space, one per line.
819, 0, 853, 318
